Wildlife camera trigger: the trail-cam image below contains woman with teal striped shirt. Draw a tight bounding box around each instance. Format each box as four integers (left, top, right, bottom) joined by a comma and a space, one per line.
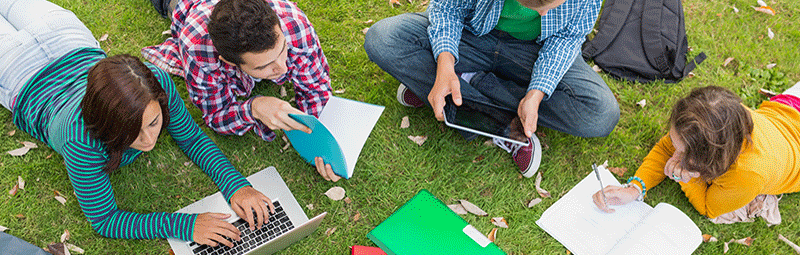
1, 0, 273, 248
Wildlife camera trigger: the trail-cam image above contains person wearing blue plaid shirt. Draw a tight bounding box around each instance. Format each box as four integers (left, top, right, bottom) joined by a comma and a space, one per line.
365, 0, 619, 178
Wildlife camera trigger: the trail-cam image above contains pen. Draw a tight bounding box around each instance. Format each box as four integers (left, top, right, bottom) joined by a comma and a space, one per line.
592, 164, 608, 206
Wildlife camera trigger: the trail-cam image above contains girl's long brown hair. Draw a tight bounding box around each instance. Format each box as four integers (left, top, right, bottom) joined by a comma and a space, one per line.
81, 55, 170, 173
669, 86, 753, 181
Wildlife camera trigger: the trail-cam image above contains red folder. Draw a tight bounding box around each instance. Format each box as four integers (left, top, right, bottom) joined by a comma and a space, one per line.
350, 245, 387, 255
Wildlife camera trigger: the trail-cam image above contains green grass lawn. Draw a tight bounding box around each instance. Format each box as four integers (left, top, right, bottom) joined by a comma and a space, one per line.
2, 0, 799, 254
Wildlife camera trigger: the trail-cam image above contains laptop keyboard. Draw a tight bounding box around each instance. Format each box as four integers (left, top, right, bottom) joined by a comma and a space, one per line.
189, 201, 294, 255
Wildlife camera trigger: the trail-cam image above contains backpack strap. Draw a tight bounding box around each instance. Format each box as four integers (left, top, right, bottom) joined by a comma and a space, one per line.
641, 0, 670, 75
582, 0, 635, 59
683, 51, 707, 77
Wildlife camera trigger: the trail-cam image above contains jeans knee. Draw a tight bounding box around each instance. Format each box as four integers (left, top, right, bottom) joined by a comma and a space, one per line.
583, 99, 620, 137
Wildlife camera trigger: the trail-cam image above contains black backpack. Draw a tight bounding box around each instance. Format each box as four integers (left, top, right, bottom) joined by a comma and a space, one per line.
582, 0, 707, 83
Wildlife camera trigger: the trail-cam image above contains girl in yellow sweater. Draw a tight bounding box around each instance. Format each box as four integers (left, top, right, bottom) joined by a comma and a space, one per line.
593, 85, 800, 219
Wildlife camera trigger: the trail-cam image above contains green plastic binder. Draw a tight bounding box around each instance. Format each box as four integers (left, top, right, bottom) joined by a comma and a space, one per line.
367, 190, 506, 255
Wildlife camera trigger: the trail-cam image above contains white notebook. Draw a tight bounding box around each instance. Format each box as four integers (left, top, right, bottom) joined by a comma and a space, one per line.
535, 165, 702, 255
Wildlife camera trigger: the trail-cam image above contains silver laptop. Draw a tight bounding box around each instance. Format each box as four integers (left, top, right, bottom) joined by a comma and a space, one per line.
168, 166, 326, 255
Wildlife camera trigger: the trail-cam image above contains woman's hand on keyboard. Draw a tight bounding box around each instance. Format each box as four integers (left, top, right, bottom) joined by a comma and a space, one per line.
194, 213, 241, 247
230, 186, 277, 230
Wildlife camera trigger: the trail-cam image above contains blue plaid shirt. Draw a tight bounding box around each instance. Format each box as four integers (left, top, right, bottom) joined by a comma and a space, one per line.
428, 0, 602, 99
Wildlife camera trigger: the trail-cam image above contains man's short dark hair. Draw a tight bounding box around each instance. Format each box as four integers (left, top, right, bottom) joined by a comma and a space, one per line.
208, 0, 281, 65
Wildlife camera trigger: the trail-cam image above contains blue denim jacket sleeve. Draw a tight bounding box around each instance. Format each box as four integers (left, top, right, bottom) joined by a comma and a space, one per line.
530, 0, 602, 99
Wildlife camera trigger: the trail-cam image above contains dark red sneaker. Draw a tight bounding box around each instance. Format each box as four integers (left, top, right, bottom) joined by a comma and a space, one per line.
396, 84, 425, 108
493, 135, 542, 178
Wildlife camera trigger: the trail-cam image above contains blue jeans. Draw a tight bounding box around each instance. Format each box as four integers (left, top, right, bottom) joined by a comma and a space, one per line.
364, 12, 619, 138
0, 0, 99, 111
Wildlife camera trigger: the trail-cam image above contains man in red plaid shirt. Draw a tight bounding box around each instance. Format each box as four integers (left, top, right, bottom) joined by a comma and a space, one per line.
143, 0, 340, 181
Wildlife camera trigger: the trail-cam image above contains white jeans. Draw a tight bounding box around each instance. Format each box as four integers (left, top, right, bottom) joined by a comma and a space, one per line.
0, 0, 99, 111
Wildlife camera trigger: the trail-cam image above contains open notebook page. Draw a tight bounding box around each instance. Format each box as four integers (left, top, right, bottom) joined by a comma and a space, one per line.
317, 96, 384, 178
605, 203, 702, 255
536, 166, 654, 255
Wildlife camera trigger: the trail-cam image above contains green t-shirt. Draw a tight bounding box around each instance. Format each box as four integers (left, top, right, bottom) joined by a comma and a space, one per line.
494, 0, 542, 41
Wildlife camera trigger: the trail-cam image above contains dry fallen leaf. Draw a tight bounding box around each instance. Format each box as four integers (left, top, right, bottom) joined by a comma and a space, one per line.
14, 214, 25, 219
703, 234, 718, 242
609, 167, 628, 177
636, 99, 646, 108
766, 63, 777, 69
7, 147, 31, 156
324, 186, 346, 201
18, 176, 24, 190
768, 28, 775, 40
592, 65, 602, 73
448, 204, 469, 215
334, 88, 346, 94
65, 243, 85, 254
408, 135, 428, 146
61, 229, 70, 242
487, 228, 497, 242
161, 30, 171, 35
325, 227, 337, 236
734, 237, 754, 246
724, 240, 731, 253
757, 0, 767, 7
98, 33, 109, 42
47, 243, 68, 255
687, 72, 696, 78
306, 204, 314, 210
183, 161, 192, 167
363, 19, 374, 24
389, 0, 401, 6
55, 195, 67, 205
472, 155, 485, 163
752, 6, 776, 15
0, 225, 7, 232
353, 211, 361, 222
601, 160, 609, 169
732, 5, 739, 13
759, 88, 778, 97
361, 27, 369, 34
535, 172, 551, 198
9, 183, 19, 196
777, 234, 800, 254
6, 130, 15, 136
400, 116, 410, 129
280, 86, 287, 97
723, 57, 735, 67
459, 200, 488, 216
491, 217, 508, 228
527, 198, 542, 208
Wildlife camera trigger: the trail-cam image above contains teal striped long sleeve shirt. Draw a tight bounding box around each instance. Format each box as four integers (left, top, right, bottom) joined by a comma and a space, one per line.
13, 48, 251, 241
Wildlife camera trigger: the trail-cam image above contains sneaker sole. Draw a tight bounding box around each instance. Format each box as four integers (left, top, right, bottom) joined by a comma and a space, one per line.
521, 135, 542, 178
396, 84, 414, 107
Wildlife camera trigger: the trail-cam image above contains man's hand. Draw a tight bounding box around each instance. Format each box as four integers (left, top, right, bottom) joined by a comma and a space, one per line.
315, 157, 341, 182
251, 96, 312, 133
428, 52, 461, 121
517, 90, 545, 137
193, 213, 240, 247
229, 186, 276, 230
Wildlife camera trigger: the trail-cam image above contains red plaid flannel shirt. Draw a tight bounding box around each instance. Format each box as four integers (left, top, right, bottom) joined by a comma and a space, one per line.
142, 0, 331, 141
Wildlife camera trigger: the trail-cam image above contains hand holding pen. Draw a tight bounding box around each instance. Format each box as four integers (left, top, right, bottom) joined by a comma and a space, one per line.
591, 164, 642, 213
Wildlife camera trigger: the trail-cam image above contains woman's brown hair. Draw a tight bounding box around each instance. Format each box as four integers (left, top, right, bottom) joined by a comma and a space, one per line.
669, 86, 753, 181
81, 54, 170, 173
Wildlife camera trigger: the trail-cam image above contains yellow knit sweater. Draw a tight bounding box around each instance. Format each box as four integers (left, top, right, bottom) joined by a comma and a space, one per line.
633, 101, 800, 218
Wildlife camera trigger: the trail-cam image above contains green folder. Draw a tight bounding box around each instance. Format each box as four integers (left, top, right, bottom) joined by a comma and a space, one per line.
367, 190, 506, 255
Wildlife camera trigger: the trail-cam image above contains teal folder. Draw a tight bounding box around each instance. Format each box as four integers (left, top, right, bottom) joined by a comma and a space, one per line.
284, 96, 384, 179
367, 190, 506, 255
